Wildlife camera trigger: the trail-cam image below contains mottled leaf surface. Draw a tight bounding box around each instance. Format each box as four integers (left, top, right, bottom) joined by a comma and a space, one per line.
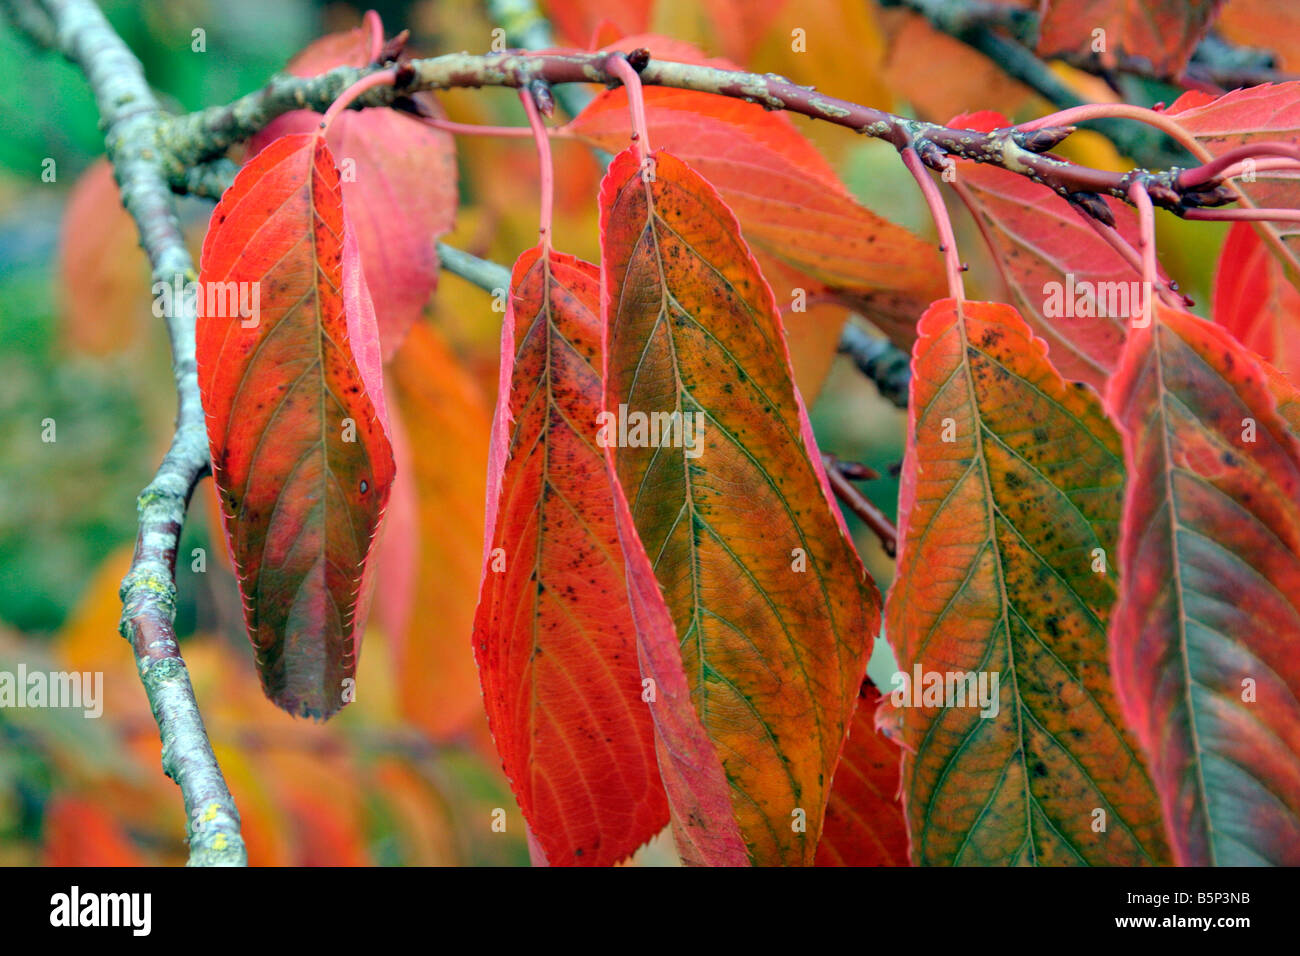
570, 89, 944, 349
600, 147, 879, 865
889, 298, 1168, 865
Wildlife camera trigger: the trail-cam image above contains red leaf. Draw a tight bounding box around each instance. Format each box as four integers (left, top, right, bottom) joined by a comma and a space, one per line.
566, 88, 944, 349
1165, 83, 1300, 273
43, 797, 148, 866
1037, 0, 1224, 79
198, 132, 395, 719
542, 0, 652, 48
947, 110, 1153, 388
249, 23, 457, 360
1106, 303, 1300, 864
815, 680, 909, 866
474, 247, 669, 866
1214, 222, 1300, 381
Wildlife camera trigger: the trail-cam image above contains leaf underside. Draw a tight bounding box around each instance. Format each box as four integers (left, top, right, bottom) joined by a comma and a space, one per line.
1107, 304, 1300, 865
198, 133, 394, 719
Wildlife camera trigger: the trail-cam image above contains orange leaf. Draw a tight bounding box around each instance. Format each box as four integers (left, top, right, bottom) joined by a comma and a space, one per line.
1218, 0, 1300, 71
43, 797, 148, 866
566, 87, 944, 358
382, 321, 491, 739
58, 159, 152, 355
600, 147, 880, 864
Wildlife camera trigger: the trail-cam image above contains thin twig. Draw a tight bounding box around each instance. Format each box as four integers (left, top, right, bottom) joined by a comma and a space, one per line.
837, 323, 911, 409
437, 242, 512, 293
823, 455, 898, 558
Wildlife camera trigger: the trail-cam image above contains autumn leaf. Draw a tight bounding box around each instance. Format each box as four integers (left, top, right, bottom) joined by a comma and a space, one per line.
542, 0, 652, 48
946, 110, 1152, 389
197, 132, 395, 719
378, 321, 491, 739
1217, 0, 1300, 71
1213, 222, 1300, 382
1164, 83, 1300, 273
58, 158, 152, 355
815, 679, 909, 866
473, 246, 668, 866
879, 10, 1037, 124
249, 19, 458, 360
600, 146, 880, 865
1106, 303, 1300, 865
566, 86, 944, 354
1037, 0, 1224, 79
43, 797, 148, 866
889, 298, 1169, 865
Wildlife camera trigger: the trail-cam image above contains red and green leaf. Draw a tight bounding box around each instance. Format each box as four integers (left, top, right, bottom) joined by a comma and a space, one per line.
473, 246, 669, 866
197, 132, 395, 718
249, 19, 458, 359
889, 298, 1169, 865
1106, 303, 1300, 865
600, 146, 880, 865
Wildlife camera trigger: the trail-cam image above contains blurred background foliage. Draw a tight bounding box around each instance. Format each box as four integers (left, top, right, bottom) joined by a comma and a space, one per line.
0, 0, 1228, 865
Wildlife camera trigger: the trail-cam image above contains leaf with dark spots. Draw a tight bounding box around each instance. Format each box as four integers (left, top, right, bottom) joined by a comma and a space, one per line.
474, 246, 669, 866
889, 298, 1169, 865
600, 146, 880, 865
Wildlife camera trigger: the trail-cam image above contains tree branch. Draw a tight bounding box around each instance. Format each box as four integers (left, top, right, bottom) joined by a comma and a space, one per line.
437, 242, 511, 293
837, 323, 911, 409
157, 49, 1235, 217
21, 0, 245, 866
